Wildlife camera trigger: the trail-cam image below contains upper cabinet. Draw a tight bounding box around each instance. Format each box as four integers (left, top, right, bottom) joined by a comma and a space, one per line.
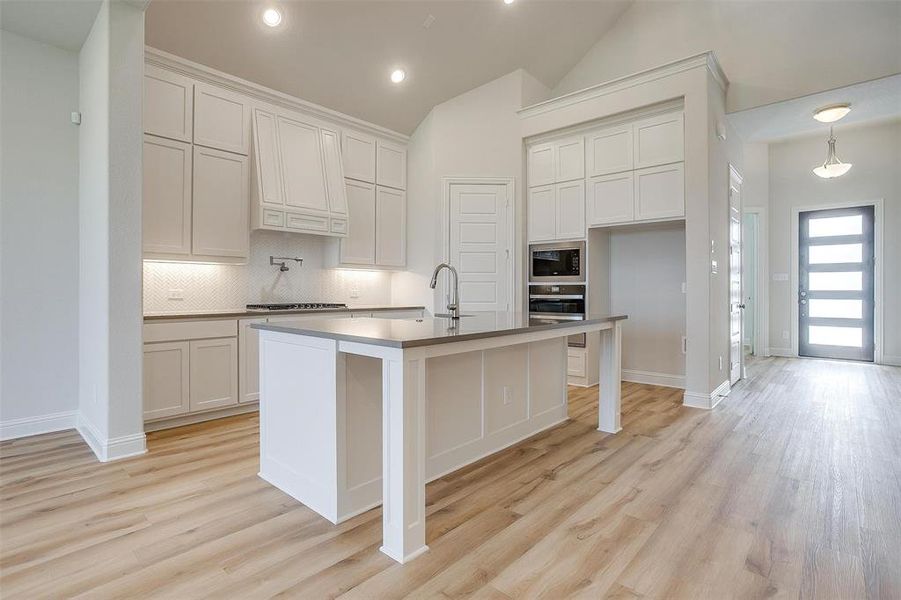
192, 145, 249, 259
193, 82, 251, 155
143, 134, 192, 256
376, 140, 407, 190
528, 136, 584, 187
250, 105, 350, 237
144, 65, 193, 143
633, 112, 684, 169
587, 125, 633, 177
342, 130, 376, 184
528, 182, 585, 242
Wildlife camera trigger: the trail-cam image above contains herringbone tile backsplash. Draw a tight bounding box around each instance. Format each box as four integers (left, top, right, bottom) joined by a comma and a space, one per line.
143, 230, 393, 314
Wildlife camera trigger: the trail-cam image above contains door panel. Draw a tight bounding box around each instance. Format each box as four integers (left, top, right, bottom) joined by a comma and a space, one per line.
375, 186, 406, 266
143, 135, 192, 256
192, 146, 249, 259
340, 180, 376, 265
799, 205, 875, 361
528, 186, 556, 242
728, 172, 742, 385
277, 115, 328, 213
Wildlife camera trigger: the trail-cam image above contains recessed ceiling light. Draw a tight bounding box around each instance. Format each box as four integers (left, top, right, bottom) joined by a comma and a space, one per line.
813, 103, 851, 123
390, 69, 406, 84
504, 0, 515, 4
262, 7, 282, 27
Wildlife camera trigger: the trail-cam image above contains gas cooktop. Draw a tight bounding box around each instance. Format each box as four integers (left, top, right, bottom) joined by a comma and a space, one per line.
246, 302, 348, 311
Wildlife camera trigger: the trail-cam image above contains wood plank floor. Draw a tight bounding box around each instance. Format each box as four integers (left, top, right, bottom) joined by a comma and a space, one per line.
1, 357, 899, 599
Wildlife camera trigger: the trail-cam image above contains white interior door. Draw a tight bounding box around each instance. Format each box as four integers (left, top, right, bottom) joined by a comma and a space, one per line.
448, 182, 512, 314
729, 169, 743, 384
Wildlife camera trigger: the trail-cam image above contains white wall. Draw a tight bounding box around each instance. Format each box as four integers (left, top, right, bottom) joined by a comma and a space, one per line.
394, 69, 549, 313
551, 0, 901, 115
143, 232, 395, 313
609, 224, 687, 386
0, 30, 81, 436
768, 119, 901, 363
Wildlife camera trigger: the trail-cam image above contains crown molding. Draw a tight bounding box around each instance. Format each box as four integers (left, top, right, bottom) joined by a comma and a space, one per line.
519, 51, 729, 120
144, 46, 409, 144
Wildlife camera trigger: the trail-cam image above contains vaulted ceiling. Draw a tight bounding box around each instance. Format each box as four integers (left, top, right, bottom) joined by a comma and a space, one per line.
145, 0, 633, 134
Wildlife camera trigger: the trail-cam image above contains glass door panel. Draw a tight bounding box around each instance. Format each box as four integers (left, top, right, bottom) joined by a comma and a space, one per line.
798, 205, 874, 361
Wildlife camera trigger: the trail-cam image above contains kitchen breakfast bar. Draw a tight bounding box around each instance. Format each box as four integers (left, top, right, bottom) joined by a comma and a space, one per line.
252, 312, 626, 564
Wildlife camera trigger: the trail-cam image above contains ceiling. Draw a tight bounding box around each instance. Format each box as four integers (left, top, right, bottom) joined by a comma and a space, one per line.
729, 74, 901, 143
145, 0, 633, 134
0, 0, 102, 51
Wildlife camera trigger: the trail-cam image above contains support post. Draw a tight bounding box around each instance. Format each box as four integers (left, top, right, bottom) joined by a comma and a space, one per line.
598, 322, 623, 433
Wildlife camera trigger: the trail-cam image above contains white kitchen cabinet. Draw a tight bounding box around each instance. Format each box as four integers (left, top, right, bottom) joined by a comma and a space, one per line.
588, 172, 634, 226
251, 107, 285, 207
528, 185, 557, 242
567, 348, 586, 378
587, 125, 633, 177
376, 140, 406, 190
528, 144, 555, 187
555, 138, 585, 183
192, 146, 249, 260
189, 337, 238, 412
340, 180, 377, 265
193, 82, 252, 155
375, 186, 406, 267
143, 341, 190, 420
143, 64, 193, 143
633, 112, 684, 169
556, 181, 585, 240
143, 134, 192, 257
342, 130, 376, 183
634, 162, 684, 221
278, 113, 329, 214
239, 318, 263, 404
320, 128, 348, 217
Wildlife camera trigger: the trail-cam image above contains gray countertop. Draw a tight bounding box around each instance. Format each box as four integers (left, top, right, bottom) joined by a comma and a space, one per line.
253, 312, 627, 348
143, 305, 425, 322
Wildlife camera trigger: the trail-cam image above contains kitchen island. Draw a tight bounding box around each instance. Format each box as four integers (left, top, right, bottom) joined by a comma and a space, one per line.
252, 311, 626, 564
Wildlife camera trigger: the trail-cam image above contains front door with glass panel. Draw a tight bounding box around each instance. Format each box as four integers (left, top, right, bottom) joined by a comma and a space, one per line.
798, 206, 874, 361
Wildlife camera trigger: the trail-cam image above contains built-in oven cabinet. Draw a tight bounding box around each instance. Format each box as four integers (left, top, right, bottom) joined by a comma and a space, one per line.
529, 242, 585, 283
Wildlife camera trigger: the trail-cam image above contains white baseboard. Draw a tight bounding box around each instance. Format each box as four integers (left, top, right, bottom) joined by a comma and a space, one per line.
622, 369, 685, 389
683, 379, 730, 410
77, 414, 147, 462
768, 347, 794, 357
0, 410, 77, 441
881, 355, 901, 367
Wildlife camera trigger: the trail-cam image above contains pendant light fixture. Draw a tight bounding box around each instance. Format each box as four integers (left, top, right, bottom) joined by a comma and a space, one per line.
813, 126, 852, 179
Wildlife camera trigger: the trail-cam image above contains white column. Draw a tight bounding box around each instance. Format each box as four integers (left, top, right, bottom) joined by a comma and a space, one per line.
380, 355, 429, 563
598, 322, 622, 433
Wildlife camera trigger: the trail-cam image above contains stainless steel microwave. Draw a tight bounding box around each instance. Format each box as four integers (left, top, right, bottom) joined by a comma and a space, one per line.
529, 241, 586, 282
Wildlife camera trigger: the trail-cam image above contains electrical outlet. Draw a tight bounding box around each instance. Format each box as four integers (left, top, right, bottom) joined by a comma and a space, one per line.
503, 386, 512, 405
167, 289, 184, 301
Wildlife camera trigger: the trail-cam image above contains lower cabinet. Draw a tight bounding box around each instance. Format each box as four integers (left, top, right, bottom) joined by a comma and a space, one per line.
189, 337, 238, 412
238, 318, 263, 404
143, 341, 190, 420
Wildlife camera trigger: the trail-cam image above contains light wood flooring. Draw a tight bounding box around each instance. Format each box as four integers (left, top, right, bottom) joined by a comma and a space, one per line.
1, 357, 900, 599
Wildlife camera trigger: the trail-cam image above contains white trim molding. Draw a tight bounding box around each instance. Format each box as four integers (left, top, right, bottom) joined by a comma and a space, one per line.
0, 410, 77, 441
518, 51, 728, 119
77, 415, 147, 462
743, 206, 769, 357
622, 369, 686, 389
683, 379, 730, 409
882, 355, 901, 367
145, 47, 408, 144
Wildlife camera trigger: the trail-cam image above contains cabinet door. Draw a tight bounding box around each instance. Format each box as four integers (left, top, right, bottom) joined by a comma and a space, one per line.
143, 341, 189, 420
342, 130, 376, 183
528, 143, 555, 187
239, 319, 263, 404
320, 128, 348, 216
587, 125, 632, 176
528, 185, 556, 242
192, 146, 249, 259
634, 163, 684, 221
376, 140, 406, 190
252, 108, 285, 207
193, 82, 251, 155
633, 112, 684, 169
375, 186, 406, 266
189, 337, 238, 412
556, 181, 585, 240
143, 135, 192, 256
340, 180, 376, 265
555, 137, 584, 183
143, 65, 193, 142
277, 114, 329, 213
588, 172, 634, 226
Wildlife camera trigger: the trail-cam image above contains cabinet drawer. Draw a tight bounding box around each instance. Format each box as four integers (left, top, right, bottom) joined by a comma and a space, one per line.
286, 211, 329, 232
262, 209, 285, 228
567, 349, 586, 377
144, 319, 237, 343
330, 217, 348, 235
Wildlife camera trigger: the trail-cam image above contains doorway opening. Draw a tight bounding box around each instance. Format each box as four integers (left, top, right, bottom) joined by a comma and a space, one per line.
798, 205, 875, 362
742, 212, 759, 358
